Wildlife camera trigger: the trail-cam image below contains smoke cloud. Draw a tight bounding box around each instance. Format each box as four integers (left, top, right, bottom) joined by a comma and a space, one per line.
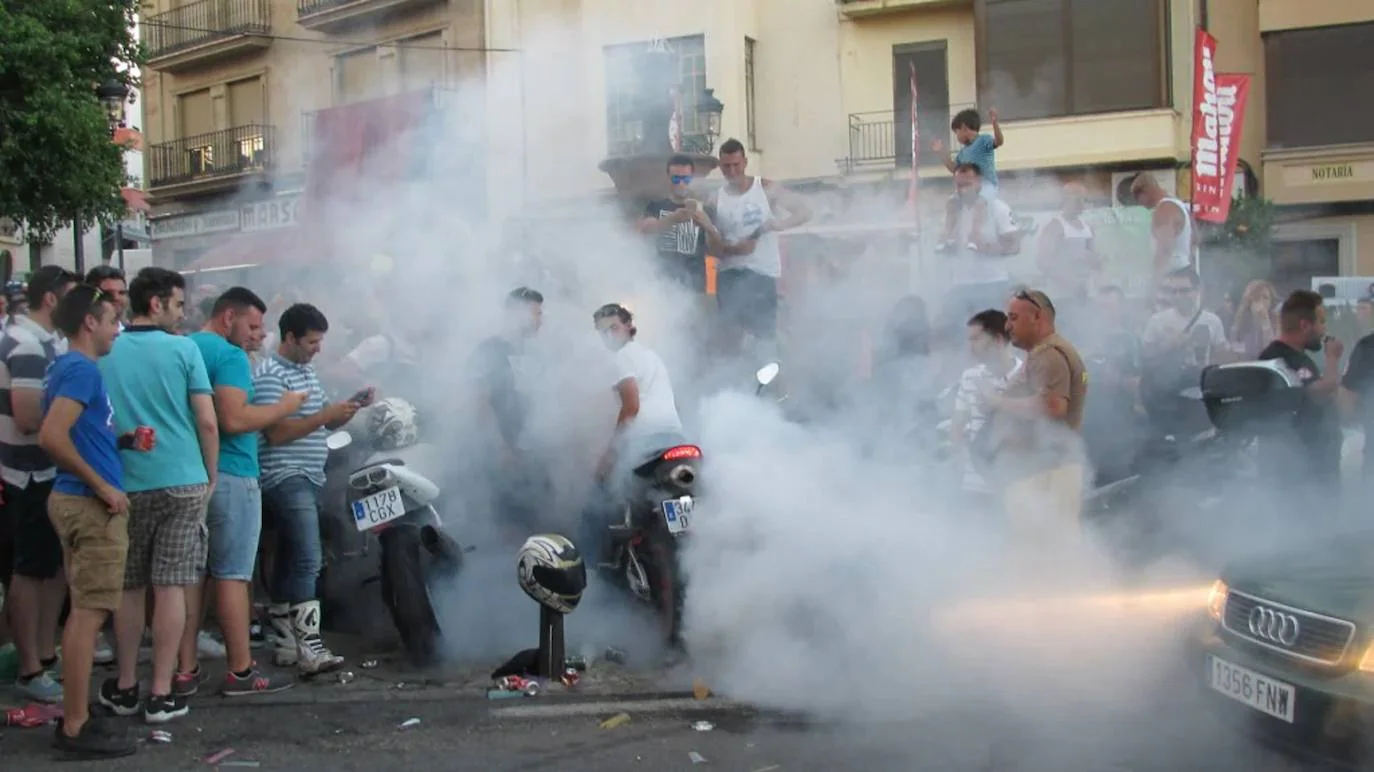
192, 4, 1345, 765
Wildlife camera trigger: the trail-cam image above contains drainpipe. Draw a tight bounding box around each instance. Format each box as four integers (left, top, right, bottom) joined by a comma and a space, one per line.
1200, 0, 1208, 31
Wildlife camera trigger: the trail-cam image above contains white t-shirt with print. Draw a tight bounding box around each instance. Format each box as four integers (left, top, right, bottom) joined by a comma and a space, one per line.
953, 358, 1022, 492
612, 340, 682, 439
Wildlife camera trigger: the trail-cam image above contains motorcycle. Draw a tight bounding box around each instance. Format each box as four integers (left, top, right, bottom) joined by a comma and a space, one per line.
314, 427, 464, 665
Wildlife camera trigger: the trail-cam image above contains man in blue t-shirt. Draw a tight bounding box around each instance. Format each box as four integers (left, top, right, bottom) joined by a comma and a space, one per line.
97, 267, 217, 725
186, 287, 302, 697
39, 284, 138, 758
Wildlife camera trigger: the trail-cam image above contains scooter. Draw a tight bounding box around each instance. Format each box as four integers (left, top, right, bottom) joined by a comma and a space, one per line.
316, 429, 464, 665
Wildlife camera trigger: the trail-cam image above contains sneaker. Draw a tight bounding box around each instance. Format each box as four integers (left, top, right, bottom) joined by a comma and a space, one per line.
173, 665, 204, 698
249, 622, 267, 649
15, 670, 63, 704
197, 631, 227, 660
965, 241, 980, 252
97, 678, 141, 717
94, 633, 114, 666
52, 717, 137, 760
222, 665, 295, 697
935, 240, 955, 254
143, 693, 188, 724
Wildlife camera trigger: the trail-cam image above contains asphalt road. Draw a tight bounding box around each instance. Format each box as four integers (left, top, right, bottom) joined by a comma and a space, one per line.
2, 684, 1324, 771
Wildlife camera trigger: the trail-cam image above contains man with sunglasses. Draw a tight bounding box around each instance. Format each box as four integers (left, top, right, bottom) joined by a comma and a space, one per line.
984, 289, 1088, 546
637, 155, 722, 293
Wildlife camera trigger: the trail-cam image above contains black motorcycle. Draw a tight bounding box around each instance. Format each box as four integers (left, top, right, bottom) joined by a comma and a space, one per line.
596, 433, 702, 645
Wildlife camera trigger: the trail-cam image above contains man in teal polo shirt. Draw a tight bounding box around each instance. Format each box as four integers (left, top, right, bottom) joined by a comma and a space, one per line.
97, 267, 218, 725
186, 288, 303, 697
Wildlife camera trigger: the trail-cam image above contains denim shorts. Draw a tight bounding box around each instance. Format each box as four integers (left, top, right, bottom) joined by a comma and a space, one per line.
206, 474, 262, 581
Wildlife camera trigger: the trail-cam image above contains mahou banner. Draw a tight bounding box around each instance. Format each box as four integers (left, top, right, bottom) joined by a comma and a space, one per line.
1190, 28, 1252, 223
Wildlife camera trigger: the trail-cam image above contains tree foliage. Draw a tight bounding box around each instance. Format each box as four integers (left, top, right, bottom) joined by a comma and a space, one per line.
0, 1, 142, 243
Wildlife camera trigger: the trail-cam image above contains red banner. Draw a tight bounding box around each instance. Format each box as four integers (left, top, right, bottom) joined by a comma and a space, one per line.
1189, 29, 1251, 223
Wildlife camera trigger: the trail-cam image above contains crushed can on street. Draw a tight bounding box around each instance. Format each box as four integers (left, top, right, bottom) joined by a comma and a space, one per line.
560, 668, 580, 687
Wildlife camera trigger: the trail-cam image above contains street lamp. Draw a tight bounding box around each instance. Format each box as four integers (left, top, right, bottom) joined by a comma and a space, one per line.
96, 78, 131, 271
96, 79, 130, 135
696, 88, 724, 153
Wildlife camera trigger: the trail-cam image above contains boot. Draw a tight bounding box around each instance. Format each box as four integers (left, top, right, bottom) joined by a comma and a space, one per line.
289, 600, 344, 675
268, 603, 297, 667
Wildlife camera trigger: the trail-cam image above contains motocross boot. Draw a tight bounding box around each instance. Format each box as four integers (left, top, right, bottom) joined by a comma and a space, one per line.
289, 600, 345, 675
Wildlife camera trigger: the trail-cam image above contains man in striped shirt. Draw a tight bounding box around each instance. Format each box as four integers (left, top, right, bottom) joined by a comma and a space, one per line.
253, 303, 359, 674
0, 265, 77, 703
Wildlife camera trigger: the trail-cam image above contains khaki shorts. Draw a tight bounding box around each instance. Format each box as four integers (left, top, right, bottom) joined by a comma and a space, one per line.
48, 492, 129, 611
1003, 462, 1086, 547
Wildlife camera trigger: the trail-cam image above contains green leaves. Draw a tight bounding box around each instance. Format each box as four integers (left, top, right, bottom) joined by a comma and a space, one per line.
0, 0, 143, 242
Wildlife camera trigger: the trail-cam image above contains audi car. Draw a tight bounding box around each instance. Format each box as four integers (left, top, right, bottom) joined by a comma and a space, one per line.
1197, 533, 1374, 765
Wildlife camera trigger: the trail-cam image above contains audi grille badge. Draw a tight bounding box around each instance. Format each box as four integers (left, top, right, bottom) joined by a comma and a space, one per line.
1248, 606, 1301, 647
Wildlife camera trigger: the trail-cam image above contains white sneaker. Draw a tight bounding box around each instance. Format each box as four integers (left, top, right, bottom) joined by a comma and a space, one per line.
94, 633, 114, 666
197, 631, 227, 660
268, 603, 298, 667
289, 600, 344, 675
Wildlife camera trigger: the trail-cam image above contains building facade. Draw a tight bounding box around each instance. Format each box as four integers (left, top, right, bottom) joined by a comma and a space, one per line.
142, 0, 1374, 283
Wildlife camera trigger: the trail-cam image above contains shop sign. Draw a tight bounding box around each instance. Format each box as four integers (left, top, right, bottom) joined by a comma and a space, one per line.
150, 209, 239, 240
240, 195, 300, 233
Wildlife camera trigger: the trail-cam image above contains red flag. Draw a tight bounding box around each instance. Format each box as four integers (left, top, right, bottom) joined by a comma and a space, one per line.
1189, 28, 1250, 223
907, 61, 920, 211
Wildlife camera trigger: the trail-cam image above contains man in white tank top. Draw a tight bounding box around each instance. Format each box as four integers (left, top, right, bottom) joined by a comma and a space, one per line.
1130, 172, 1193, 284
1036, 182, 1100, 304
709, 139, 811, 350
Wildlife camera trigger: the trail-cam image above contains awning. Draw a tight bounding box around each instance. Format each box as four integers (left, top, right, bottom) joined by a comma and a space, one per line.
121, 187, 149, 213
181, 229, 301, 275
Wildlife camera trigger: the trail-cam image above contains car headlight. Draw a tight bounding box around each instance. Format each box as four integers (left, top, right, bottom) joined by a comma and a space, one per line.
1358, 643, 1374, 673
1207, 579, 1228, 622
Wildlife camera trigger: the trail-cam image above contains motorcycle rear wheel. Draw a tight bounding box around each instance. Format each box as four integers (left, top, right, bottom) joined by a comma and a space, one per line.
380, 527, 442, 666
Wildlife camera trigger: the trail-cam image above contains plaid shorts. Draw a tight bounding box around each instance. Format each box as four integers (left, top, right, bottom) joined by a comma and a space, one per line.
124, 484, 211, 589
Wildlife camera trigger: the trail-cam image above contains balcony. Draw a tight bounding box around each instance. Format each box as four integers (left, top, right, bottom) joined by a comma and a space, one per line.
1262, 143, 1374, 207
837, 0, 970, 19
148, 125, 276, 195
838, 109, 963, 175
296, 0, 442, 32
144, 0, 271, 73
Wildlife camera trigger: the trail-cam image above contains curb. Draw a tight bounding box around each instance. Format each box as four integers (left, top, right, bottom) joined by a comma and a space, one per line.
185, 686, 728, 711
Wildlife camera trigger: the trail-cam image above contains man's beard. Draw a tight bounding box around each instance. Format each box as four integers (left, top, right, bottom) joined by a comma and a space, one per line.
1304, 336, 1324, 352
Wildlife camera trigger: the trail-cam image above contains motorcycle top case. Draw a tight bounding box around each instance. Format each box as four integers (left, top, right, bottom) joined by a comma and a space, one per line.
1200, 359, 1304, 434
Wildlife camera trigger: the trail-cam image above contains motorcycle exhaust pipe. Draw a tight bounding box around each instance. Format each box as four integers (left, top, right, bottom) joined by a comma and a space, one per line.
667, 465, 696, 487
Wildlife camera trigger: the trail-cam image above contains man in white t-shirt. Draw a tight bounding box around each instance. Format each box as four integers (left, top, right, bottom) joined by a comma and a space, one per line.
1142, 267, 1228, 366
591, 303, 682, 480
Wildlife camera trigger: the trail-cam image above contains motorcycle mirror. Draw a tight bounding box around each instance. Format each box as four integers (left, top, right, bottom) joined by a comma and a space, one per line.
325, 431, 353, 451
756, 362, 780, 387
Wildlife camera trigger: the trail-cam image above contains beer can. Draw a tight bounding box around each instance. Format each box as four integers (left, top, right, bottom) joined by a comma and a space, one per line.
134, 426, 156, 451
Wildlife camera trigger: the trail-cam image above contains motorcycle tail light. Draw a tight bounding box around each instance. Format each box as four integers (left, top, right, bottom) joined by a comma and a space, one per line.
661, 445, 702, 461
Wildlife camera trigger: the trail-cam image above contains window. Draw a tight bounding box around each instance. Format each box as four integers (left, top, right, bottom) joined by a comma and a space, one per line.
228, 77, 263, 127
604, 34, 707, 156
1265, 23, 1374, 149
976, 0, 1166, 121
401, 32, 447, 92
178, 88, 213, 138
745, 37, 758, 151
336, 47, 380, 105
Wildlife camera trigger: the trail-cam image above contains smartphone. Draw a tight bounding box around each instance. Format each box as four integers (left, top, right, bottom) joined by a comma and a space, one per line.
349, 388, 374, 407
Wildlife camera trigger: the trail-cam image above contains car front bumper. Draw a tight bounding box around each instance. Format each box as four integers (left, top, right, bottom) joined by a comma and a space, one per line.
1196, 624, 1374, 767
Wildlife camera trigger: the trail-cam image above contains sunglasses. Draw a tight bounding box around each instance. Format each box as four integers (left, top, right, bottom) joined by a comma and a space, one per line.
1014, 289, 1055, 315
670, 174, 693, 185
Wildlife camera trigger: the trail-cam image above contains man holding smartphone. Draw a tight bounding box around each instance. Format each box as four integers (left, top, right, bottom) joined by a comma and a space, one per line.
253, 304, 363, 675
637, 155, 721, 294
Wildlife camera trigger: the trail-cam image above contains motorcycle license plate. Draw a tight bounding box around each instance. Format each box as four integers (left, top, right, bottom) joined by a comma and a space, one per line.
352, 486, 406, 532
661, 497, 693, 535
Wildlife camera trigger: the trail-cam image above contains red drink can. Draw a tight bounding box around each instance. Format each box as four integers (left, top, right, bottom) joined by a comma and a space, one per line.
133, 426, 156, 451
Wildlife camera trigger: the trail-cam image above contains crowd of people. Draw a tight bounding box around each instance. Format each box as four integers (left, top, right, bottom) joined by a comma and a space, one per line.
0, 265, 378, 758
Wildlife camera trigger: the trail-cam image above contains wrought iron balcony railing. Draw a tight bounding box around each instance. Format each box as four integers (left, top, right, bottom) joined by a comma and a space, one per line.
148, 125, 275, 189
145, 0, 271, 61
840, 105, 973, 173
